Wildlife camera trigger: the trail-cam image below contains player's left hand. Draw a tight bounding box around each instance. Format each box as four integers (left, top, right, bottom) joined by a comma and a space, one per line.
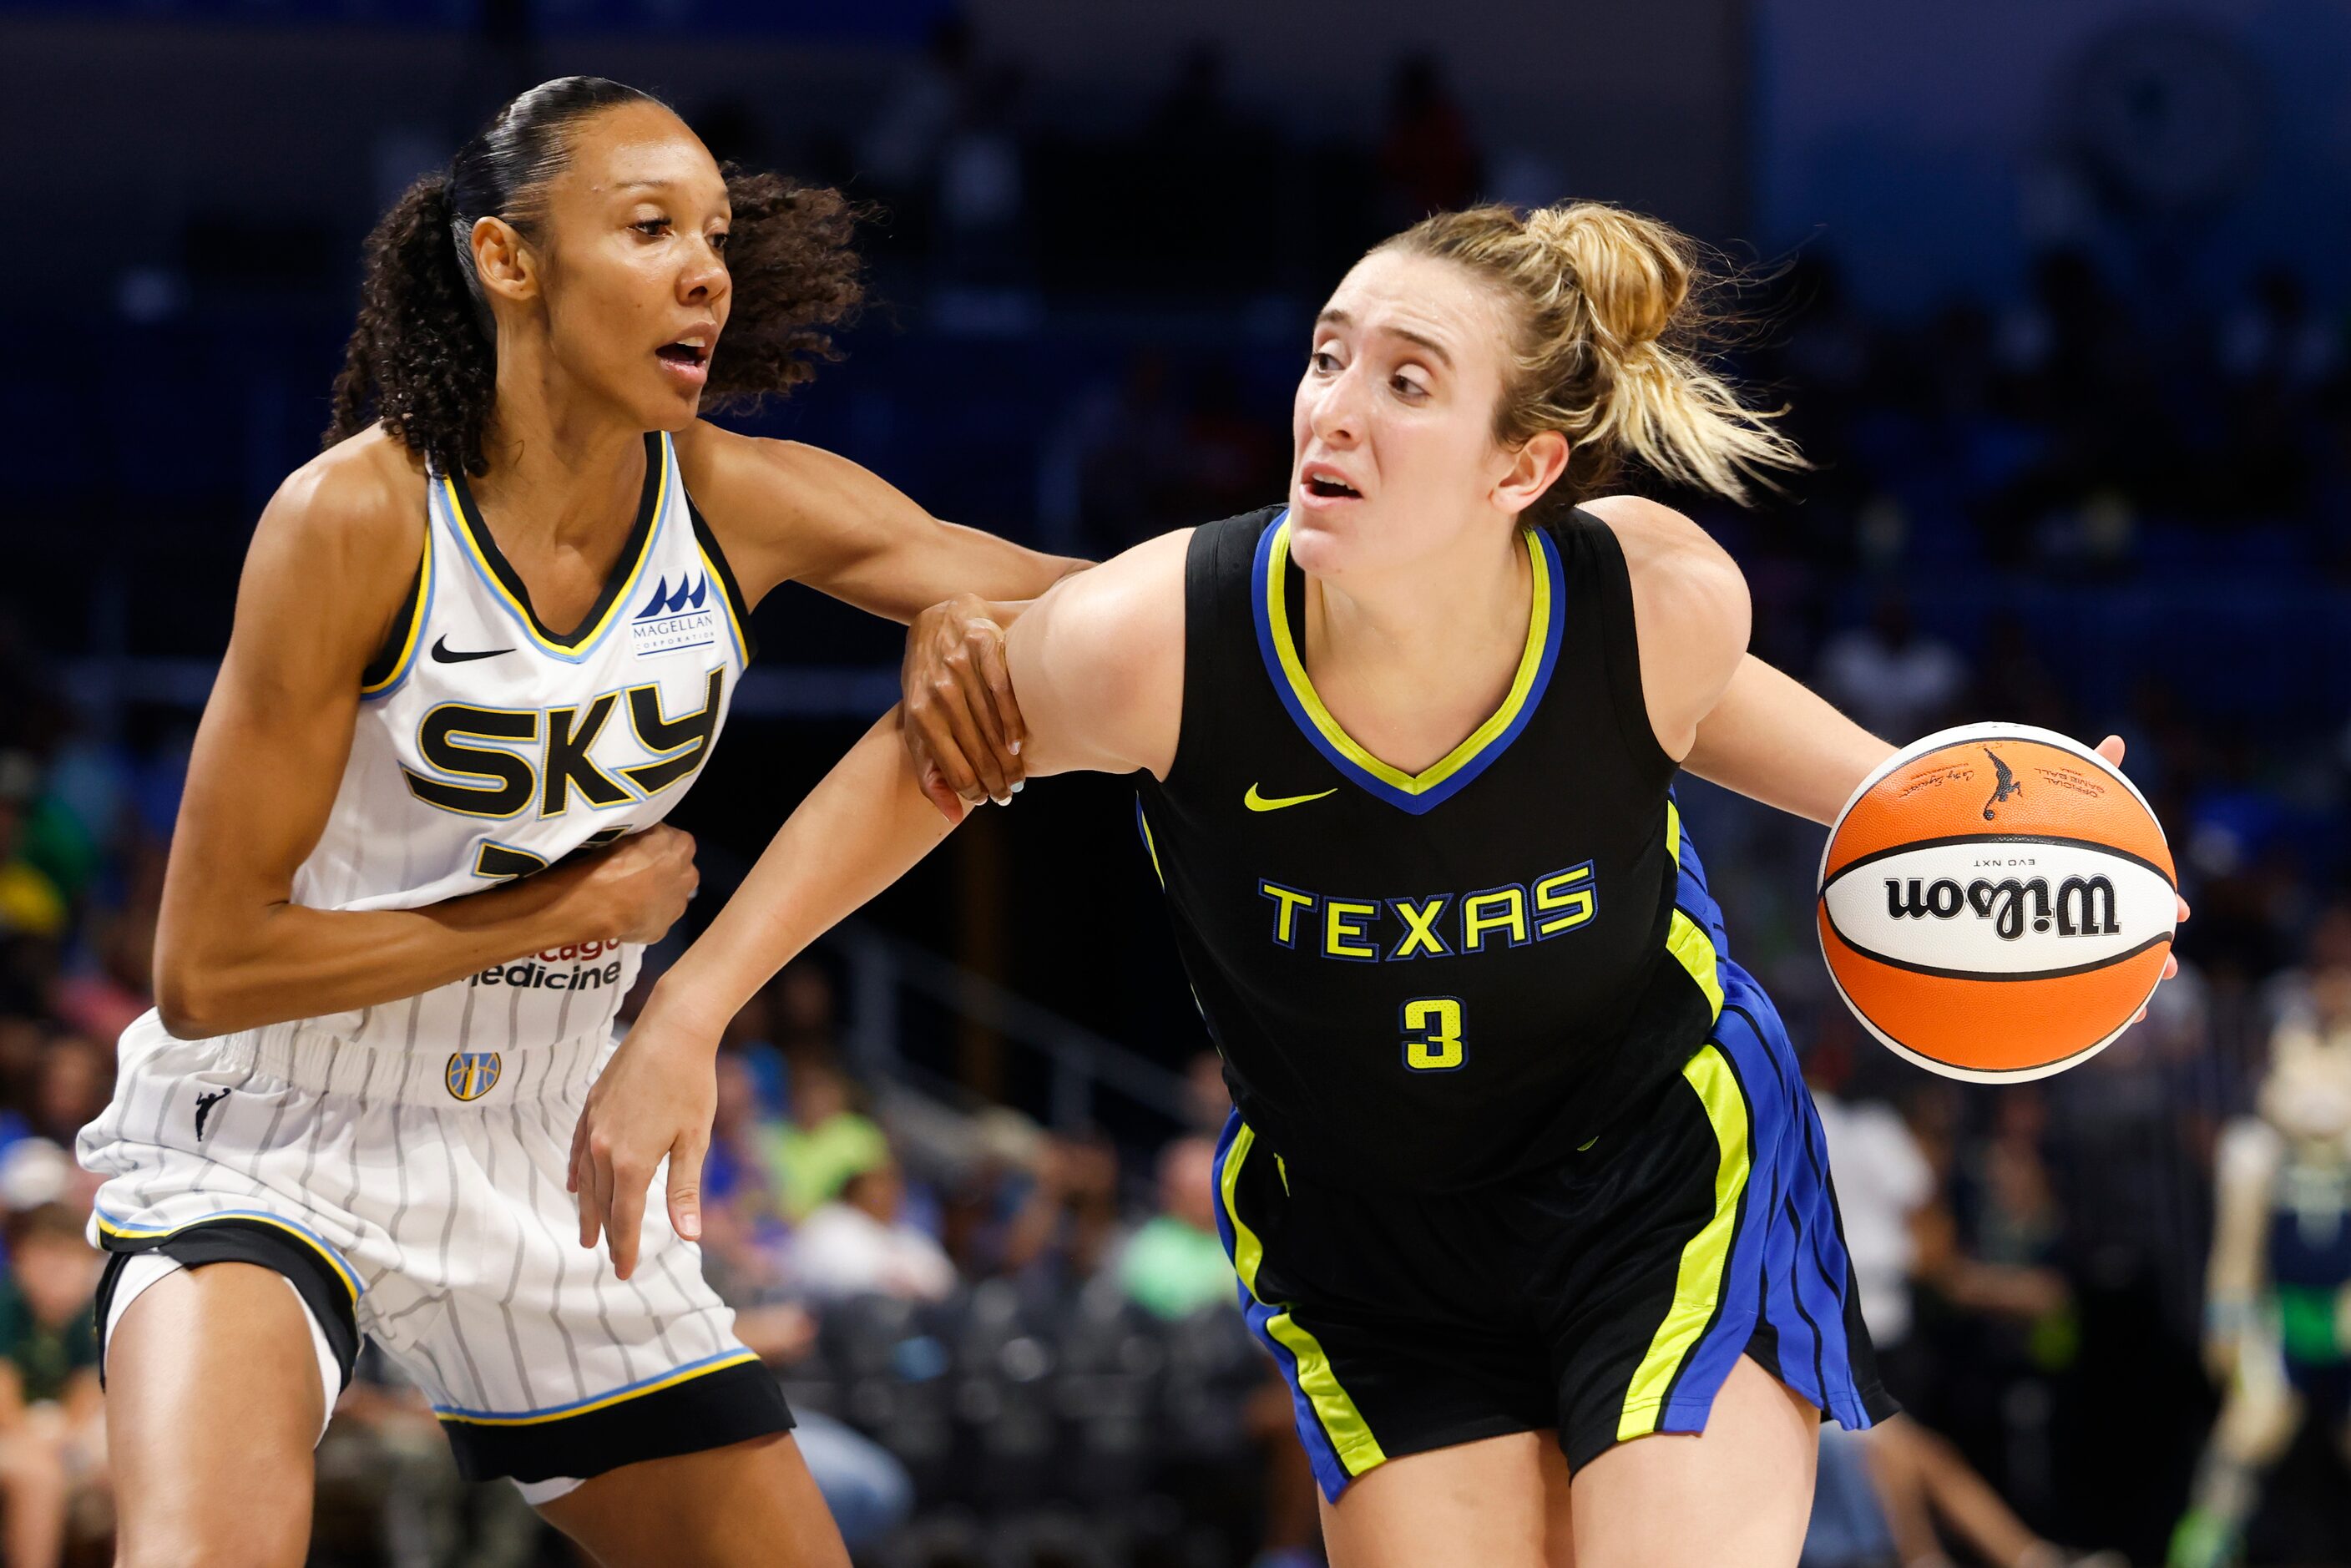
567, 997, 721, 1280
2094, 734, 2190, 1025
900, 593, 1025, 818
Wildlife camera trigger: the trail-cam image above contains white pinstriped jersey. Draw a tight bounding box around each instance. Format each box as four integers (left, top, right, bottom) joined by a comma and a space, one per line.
78, 432, 782, 1479
289, 429, 750, 1055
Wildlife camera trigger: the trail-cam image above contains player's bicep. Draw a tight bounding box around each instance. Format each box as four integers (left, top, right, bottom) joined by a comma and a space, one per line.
164, 483, 415, 920
688, 432, 1076, 615
1005, 531, 1187, 778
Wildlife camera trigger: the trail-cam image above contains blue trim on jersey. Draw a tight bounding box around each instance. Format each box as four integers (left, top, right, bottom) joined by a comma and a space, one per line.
427, 1346, 761, 1424
1648, 963, 1880, 1439
1669, 788, 1735, 962
93, 1204, 367, 1302
1250, 512, 1565, 816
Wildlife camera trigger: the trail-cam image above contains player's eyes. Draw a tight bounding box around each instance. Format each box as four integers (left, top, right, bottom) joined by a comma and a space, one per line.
632, 218, 670, 238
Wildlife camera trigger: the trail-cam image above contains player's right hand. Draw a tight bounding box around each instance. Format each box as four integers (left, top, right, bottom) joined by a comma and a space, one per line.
900, 592, 1025, 817
563, 824, 699, 945
568, 994, 720, 1280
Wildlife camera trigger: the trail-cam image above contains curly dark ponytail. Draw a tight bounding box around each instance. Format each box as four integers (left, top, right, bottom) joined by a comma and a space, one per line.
326, 76, 863, 478
327, 174, 497, 477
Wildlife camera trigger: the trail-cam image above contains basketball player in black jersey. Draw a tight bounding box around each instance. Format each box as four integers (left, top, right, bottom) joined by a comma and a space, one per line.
96, 78, 1057, 1568
577, 202, 2182, 1565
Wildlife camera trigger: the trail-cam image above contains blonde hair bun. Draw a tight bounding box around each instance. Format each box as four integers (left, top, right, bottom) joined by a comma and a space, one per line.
1383, 201, 1801, 505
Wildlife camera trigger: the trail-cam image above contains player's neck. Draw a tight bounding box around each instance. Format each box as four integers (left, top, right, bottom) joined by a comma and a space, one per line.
1301, 523, 1532, 771
473, 356, 651, 551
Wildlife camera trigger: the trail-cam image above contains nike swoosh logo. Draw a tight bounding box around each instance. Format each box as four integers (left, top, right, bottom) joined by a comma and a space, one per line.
431, 635, 513, 664
1244, 784, 1337, 812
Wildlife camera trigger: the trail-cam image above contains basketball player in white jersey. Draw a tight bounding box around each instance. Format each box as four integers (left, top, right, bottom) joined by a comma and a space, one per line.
76, 78, 1060, 1567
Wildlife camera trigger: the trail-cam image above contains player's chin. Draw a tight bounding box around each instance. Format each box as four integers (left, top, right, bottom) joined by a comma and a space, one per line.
1284, 501, 1373, 576
632, 379, 705, 432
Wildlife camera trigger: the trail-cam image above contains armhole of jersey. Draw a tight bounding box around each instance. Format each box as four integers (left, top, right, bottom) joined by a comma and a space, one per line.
1567, 508, 1675, 777
358, 518, 430, 697
1159, 516, 1246, 797
686, 497, 760, 663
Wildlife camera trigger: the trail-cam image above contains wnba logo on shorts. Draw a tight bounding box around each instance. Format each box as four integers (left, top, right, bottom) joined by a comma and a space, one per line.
445, 1052, 503, 1102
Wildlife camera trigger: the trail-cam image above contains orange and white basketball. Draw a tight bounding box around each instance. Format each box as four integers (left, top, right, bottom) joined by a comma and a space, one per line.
1817, 722, 2177, 1082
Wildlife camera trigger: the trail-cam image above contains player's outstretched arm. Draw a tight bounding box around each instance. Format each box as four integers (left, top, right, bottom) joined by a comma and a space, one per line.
1587, 491, 1909, 821
1680, 655, 1895, 825
676, 422, 1091, 806
154, 442, 697, 1039
570, 528, 1186, 1277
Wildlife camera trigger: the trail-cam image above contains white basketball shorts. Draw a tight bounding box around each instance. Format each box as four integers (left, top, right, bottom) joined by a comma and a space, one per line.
77, 1009, 791, 1485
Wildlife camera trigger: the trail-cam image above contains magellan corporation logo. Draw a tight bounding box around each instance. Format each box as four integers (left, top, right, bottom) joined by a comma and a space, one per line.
631, 573, 717, 657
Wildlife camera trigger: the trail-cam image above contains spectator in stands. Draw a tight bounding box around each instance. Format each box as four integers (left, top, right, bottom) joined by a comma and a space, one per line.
1376, 53, 1479, 221
1815, 1047, 2122, 1568
1182, 1049, 1234, 1136
0, 1201, 105, 1568
857, 9, 978, 255
1120, 1135, 1231, 1322
0, 756, 67, 945
697, 1053, 794, 1302
794, 1150, 958, 1303
769, 1055, 889, 1220
997, 1128, 1123, 1294
771, 959, 843, 1062
28, 1034, 108, 1151
2217, 265, 2338, 391
1817, 590, 1968, 742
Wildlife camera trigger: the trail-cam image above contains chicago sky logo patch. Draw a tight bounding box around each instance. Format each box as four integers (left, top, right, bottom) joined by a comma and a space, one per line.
445, 1051, 503, 1102
630, 573, 718, 657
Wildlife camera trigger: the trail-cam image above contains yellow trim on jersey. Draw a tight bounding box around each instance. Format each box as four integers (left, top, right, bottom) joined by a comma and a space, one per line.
433, 1349, 761, 1426
1137, 803, 1165, 886
95, 1211, 364, 1306
1664, 801, 1726, 1022
1616, 1041, 1751, 1439
361, 516, 434, 696
439, 435, 670, 656
1261, 518, 1551, 797
1219, 1122, 1387, 1477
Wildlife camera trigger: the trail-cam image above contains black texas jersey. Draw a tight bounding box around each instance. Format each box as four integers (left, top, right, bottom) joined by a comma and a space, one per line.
1135, 506, 1727, 1192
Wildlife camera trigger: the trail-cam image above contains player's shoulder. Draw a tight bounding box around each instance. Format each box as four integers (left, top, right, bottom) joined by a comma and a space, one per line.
1575, 493, 1737, 578
1050, 526, 1192, 635
1575, 493, 1748, 635
672, 419, 873, 513
259, 423, 429, 580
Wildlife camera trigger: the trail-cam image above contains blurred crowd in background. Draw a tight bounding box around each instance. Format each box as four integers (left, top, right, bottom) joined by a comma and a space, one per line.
8, 4, 2351, 1565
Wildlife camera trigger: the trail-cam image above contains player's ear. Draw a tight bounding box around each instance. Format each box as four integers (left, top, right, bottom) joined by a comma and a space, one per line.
1493, 430, 1569, 518
471, 216, 538, 307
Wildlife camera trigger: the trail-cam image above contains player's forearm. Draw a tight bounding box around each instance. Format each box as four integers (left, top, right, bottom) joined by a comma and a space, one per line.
1680, 655, 1895, 825
155, 872, 598, 1039
639, 707, 958, 1044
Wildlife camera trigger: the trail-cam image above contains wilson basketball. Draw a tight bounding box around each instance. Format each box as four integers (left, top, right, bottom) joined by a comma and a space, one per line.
1817, 721, 2177, 1082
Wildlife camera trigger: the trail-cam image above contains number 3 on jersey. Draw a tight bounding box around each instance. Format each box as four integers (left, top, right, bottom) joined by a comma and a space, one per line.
1401, 997, 1466, 1072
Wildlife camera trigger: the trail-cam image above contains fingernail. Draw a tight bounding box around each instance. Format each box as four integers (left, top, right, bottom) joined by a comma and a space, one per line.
681, 1214, 700, 1239
1012, 781, 1024, 794
1010, 741, 1022, 755
993, 794, 1010, 807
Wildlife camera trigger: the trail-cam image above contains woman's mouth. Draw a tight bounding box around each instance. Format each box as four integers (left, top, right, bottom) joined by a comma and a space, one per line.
655, 336, 711, 387
1300, 464, 1363, 502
